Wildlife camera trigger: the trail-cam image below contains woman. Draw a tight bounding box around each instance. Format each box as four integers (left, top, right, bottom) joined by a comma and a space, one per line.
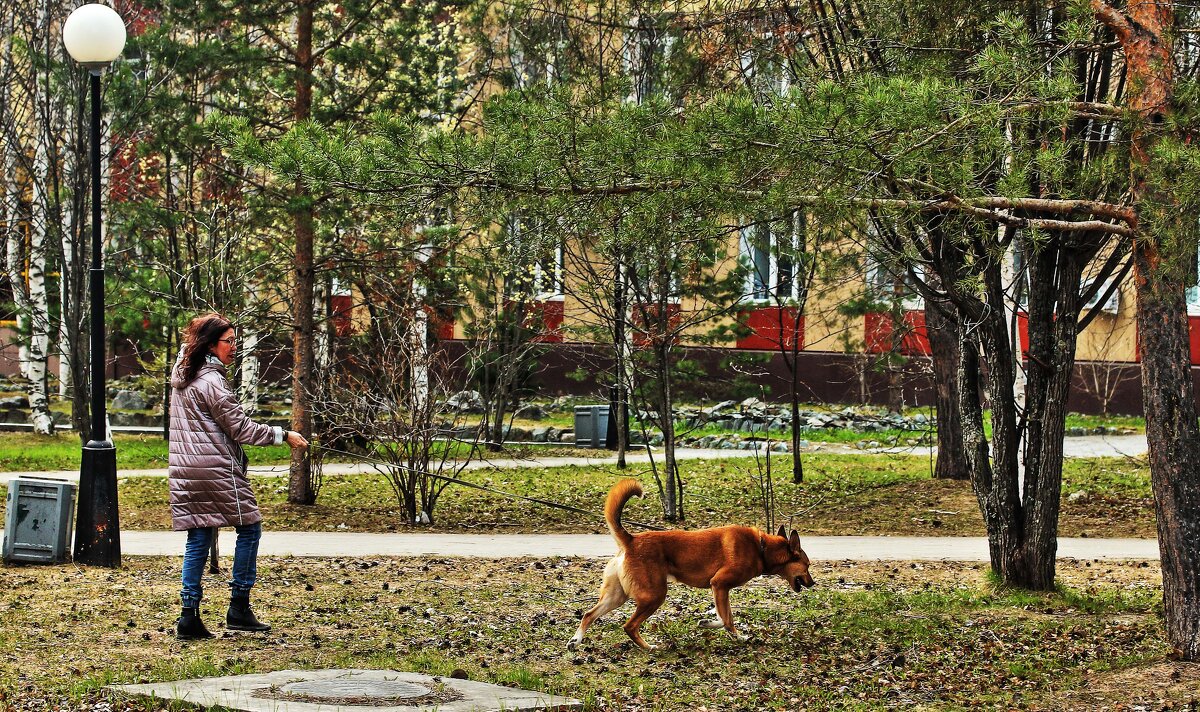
169, 313, 308, 640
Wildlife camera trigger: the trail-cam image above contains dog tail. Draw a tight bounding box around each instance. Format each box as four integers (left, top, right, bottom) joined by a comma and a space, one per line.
605, 479, 642, 551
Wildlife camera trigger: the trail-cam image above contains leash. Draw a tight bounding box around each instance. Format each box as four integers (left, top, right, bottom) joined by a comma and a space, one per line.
308, 443, 666, 532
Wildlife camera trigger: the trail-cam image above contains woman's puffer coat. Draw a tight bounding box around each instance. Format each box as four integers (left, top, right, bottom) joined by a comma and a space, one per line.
168, 361, 277, 530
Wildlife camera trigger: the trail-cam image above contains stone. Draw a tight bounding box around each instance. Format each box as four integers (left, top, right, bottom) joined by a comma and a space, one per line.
531, 426, 550, 442
0, 409, 28, 423
503, 426, 532, 442
446, 390, 485, 413
1068, 490, 1090, 503
514, 404, 545, 421
111, 390, 149, 411
0, 395, 28, 408
704, 400, 737, 415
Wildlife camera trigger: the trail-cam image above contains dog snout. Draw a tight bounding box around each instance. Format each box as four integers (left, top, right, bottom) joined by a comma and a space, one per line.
793, 575, 815, 592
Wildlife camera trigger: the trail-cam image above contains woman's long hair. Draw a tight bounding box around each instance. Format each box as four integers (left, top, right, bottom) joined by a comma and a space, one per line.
180, 313, 233, 384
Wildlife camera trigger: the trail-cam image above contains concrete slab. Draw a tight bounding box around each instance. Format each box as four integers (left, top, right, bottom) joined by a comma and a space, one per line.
110, 668, 582, 712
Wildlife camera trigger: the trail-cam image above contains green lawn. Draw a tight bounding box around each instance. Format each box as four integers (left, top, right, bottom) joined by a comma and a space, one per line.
0, 452, 1154, 538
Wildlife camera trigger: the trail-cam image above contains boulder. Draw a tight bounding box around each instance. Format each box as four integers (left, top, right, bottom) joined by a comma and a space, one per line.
704, 400, 737, 416
504, 425, 533, 442
514, 404, 546, 421
0, 409, 28, 423
446, 390, 485, 413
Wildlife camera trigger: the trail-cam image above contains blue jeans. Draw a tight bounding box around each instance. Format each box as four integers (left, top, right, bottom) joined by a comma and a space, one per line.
180, 523, 262, 607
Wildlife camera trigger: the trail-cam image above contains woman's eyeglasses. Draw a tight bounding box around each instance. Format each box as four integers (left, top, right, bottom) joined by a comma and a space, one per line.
217, 337, 236, 346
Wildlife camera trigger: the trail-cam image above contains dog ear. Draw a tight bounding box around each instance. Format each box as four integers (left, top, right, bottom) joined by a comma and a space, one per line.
789, 529, 801, 551
776, 525, 787, 539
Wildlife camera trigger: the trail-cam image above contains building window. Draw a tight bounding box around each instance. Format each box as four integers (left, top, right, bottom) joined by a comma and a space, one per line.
740, 212, 804, 303
624, 15, 676, 103
864, 220, 924, 310
504, 215, 563, 301
1082, 277, 1121, 314
1188, 247, 1200, 316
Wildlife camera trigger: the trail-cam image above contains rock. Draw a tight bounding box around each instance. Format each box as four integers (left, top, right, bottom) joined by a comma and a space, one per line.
771, 442, 789, 453
514, 404, 545, 421
503, 426, 532, 442
704, 400, 737, 416
739, 397, 766, 410
110, 411, 138, 426
111, 390, 148, 411
0, 409, 28, 423
1068, 490, 1090, 503
560, 431, 575, 443
446, 390, 485, 413
0, 395, 28, 408
531, 426, 551, 442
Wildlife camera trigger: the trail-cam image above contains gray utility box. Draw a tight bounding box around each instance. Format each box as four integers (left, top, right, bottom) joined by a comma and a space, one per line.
3, 477, 77, 564
574, 405, 610, 449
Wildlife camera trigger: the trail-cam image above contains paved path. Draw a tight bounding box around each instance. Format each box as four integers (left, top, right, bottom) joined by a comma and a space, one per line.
0, 434, 1149, 486
8, 434, 1157, 562
119, 530, 1160, 561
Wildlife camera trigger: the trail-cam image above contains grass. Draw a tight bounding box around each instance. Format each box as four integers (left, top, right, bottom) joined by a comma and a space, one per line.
0, 556, 1185, 711
0, 405, 1142, 474
0, 432, 295, 472
0, 452, 1157, 538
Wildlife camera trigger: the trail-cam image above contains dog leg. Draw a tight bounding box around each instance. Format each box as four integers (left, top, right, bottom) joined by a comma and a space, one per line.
623, 593, 666, 651
569, 563, 628, 650
711, 586, 748, 643
698, 606, 724, 629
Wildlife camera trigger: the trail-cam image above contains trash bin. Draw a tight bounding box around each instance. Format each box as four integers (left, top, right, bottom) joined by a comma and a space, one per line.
573, 405, 610, 449
3, 477, 77, 564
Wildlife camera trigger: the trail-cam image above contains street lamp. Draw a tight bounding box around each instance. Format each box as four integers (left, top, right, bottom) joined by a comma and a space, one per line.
63, 3, 126, 568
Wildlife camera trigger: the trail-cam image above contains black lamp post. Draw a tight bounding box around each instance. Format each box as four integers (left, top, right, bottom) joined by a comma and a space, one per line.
63, 3, 126, 568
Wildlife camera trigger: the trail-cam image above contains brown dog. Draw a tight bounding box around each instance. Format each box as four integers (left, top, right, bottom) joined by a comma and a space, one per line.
569, 479, 815, 651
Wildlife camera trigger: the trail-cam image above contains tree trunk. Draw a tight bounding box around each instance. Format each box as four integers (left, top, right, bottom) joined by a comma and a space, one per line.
924, 286, 965, 480
239, 327, 260, 412
288, 0, 316, 505
289, 193, 316, 504
788, 324, 805, 483
1093, 0, 1200, 660
613, 257, 628, 467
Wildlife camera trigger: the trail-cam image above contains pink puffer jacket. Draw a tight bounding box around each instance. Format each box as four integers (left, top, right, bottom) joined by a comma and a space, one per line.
168, 360, 279, 530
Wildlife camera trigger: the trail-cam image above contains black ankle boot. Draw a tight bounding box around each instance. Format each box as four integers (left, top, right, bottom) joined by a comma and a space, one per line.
176, 606, 215, 640
227, 594, 271, 632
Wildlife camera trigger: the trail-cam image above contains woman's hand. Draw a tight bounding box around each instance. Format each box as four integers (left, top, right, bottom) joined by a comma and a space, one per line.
285, 430, 310, 449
